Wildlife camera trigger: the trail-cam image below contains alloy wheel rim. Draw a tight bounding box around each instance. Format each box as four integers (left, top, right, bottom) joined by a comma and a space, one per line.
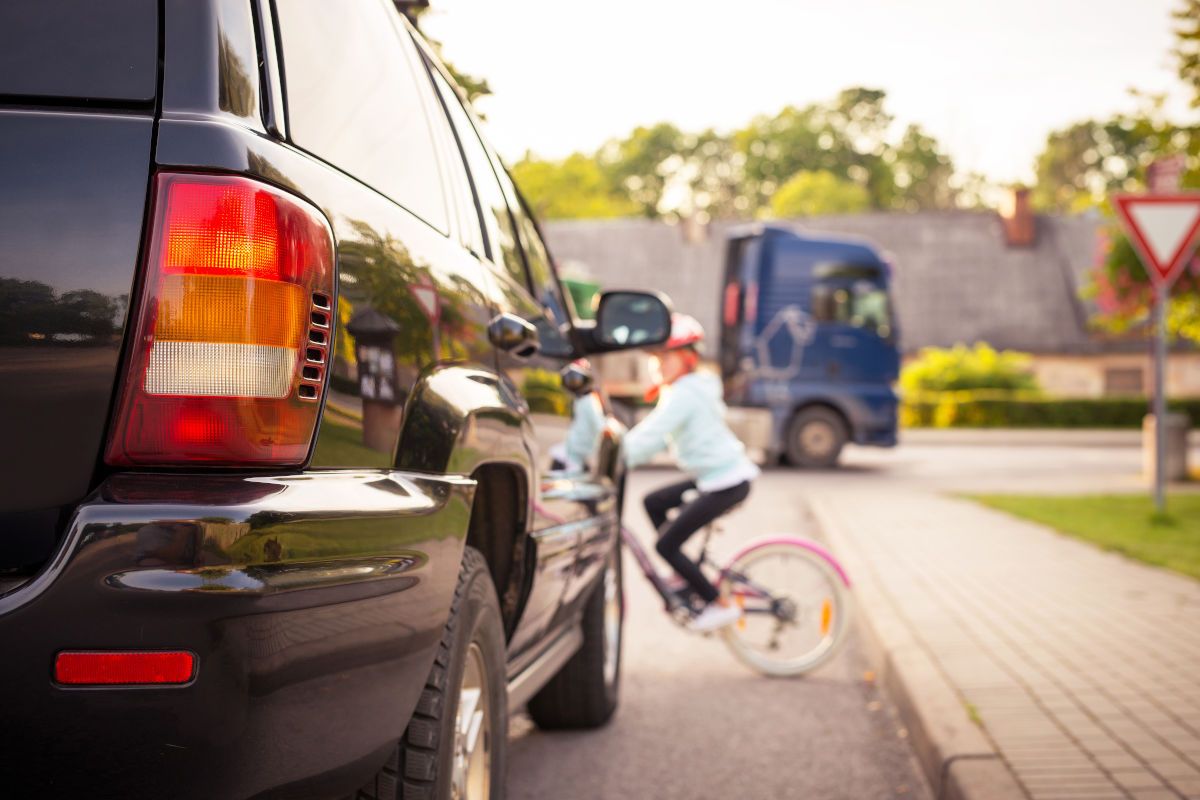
451, 642, 490, 800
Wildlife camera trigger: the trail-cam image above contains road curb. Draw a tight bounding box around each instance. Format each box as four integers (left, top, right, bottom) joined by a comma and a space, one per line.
809, 498, 1028, 800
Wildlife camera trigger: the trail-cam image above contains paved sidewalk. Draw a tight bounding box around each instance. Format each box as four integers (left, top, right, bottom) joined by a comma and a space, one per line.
900, 429, 1156, 448
812, 487, 1200, 800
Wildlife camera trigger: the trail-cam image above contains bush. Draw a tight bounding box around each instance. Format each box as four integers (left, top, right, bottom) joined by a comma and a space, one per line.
901, 390, 1200, 429
901, 343, 1039, 394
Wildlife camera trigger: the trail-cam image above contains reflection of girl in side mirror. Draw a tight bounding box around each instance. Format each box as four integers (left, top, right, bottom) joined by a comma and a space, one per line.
550, 359, 605, 473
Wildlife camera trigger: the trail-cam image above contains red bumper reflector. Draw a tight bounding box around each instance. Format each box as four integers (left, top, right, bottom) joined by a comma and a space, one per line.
54, 651, 196, 686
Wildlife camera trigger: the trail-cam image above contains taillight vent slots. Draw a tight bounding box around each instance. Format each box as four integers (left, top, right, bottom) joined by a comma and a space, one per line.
298, 291, 329, 402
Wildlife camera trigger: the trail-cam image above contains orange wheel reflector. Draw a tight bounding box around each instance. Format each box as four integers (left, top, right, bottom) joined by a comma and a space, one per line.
820, 598, 833, 636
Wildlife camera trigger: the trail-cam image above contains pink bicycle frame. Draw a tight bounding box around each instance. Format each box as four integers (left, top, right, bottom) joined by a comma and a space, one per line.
620, 526, 852, 610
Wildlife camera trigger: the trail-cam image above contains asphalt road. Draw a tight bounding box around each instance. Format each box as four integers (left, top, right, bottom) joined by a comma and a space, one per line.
507, 467, 930, 800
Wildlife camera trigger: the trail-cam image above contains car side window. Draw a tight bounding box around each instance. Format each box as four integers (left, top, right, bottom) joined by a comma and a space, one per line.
275, 0, 449, 233
489, 158, 574, 358
425, 64, 525, 282
412, 50, 487, 259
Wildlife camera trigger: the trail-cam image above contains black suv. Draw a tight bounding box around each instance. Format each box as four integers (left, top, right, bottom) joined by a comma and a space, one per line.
0, 2, 670, 797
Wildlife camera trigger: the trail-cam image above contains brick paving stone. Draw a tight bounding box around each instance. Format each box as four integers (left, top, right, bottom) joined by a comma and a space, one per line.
1028, 791, 1126, 799
1109, 769, 1173, 791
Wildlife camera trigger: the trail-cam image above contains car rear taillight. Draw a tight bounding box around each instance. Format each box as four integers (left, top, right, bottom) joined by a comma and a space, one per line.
54, 651, 196, 686
105, 173, 335, 466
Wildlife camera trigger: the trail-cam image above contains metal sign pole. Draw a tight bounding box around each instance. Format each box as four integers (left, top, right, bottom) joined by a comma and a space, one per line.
1154, 282, 1167, 514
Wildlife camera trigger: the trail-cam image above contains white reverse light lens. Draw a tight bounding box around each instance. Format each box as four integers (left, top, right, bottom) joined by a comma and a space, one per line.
144, 341, 295, 398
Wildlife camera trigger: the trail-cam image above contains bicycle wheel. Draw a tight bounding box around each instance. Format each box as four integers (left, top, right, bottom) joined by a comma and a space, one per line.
717, 539, 852, 677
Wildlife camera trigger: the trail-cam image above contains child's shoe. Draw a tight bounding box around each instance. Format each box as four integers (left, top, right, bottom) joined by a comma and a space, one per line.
688, 602, 742, 632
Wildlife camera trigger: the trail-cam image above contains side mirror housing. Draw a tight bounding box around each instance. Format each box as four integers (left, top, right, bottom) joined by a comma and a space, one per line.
586, 291, 672, 353
561, 361, 594, 396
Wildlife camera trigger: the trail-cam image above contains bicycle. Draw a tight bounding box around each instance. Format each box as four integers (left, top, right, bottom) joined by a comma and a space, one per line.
620, 504, 853, 677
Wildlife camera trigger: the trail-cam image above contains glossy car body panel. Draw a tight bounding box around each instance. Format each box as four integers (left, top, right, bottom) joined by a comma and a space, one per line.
0, 0, 158, 104
0, 110, 153, 513
0, 470, 473, 798
162, 0, 265, 132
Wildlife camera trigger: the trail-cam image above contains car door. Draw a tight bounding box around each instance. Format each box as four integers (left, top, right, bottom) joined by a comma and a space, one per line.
500, 193, 620, 620
422, 64, 597, 659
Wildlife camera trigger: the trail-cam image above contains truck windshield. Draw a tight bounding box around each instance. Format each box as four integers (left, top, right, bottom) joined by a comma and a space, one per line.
813, 279, 893, 339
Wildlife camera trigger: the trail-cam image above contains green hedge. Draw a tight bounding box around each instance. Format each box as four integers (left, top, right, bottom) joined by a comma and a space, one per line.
902, 391, 1200, 429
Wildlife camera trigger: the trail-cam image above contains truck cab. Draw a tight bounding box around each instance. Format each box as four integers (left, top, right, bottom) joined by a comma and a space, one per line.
719, 224, 899, 467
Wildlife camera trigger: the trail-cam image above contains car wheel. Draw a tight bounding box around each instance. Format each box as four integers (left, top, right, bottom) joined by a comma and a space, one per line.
785, 406, 847, 468
355, 547, 507, 800
526, 539, 622, 729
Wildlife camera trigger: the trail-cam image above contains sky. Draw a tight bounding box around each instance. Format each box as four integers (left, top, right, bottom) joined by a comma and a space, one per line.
421, 0, 1196, 185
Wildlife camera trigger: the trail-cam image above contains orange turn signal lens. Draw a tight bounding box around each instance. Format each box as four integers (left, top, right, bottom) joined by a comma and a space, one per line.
154, 274, 307, 347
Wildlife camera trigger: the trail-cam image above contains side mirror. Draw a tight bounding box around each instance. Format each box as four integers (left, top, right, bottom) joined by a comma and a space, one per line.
593, 291, 671, 351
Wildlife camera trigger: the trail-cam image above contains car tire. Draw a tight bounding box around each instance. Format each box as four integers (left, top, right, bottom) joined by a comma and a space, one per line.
526, 539, 622, 729
355, 547, 507, 800
785, 406, 847, 468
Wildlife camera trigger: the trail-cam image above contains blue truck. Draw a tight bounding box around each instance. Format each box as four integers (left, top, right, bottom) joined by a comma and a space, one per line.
719, 224, 900, 467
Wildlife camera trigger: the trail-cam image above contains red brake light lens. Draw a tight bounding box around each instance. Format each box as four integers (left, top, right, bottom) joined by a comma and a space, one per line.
105, 173, 335, 466
54, 651, 196, 686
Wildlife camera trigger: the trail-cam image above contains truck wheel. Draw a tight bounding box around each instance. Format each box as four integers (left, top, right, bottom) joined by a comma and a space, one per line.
526, 540, 622, 729
785, 407, 847, 468
356, 547, 507, 800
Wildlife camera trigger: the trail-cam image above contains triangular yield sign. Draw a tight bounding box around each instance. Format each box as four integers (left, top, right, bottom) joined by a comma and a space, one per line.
409, 284, 440, 322
1113, 193, 1200, 287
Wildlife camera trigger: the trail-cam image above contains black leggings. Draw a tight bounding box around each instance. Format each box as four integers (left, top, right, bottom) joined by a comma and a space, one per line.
643, 478, 752, 604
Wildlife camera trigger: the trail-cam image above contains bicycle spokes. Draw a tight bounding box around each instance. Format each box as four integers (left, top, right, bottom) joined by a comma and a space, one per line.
718, 540, 851, 677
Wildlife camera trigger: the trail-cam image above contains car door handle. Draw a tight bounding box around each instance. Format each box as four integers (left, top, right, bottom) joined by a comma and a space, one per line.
488, 312, 540, 357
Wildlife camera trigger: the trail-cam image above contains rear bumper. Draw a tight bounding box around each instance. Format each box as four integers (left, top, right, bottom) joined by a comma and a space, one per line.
0, 469, 473, 799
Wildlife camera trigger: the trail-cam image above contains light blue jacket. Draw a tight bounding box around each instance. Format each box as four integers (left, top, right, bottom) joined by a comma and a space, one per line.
623, 371, 760, 491
564, 393, 606, 468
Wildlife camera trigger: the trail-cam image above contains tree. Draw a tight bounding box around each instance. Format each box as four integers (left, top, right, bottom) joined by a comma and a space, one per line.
1032, 94, 1199, 212
498, 88, 959, 222
596, 123, 687, 218
1066, 15, 1200, 343
1088, 218, 1200, 342
733, 104, 836, 211
672, 128, 748, 220
1175, 0, 1200, 108
511, 153, 636, 219
732, 87, 955, 214
769, 170, 871, 217
890, 124, 957, 211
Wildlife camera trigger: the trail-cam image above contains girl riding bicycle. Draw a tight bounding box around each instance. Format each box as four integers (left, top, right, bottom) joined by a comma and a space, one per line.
623, 313, 760, 632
